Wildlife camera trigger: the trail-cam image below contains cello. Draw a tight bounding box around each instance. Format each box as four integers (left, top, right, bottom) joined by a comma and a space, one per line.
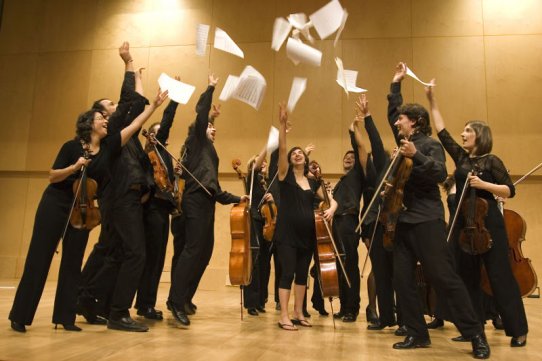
480, 162, 541, 297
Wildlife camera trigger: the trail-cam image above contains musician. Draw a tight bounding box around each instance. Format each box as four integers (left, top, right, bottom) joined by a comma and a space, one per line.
168, 75, 248, 327
275, 103, 337, 331
426, 83, 528, 347
386, 63, 489, 358
9, 44, 167, 333
243, 154, 274, 316
355, 95, 402, 332
134, 96, 180, 320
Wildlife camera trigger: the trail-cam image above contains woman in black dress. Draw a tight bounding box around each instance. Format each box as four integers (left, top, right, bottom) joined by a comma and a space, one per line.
425, 83, 528, 347
9, 89, 167, 333
275, 103, 337, 330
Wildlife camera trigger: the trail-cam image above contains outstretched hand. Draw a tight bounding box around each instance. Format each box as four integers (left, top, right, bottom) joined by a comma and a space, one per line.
279, 102, 288, 126
119, 41, 132, 64
153, 89, 169, 107
304, 143, 315, 156
355, 94, 370, 117
209, 73, 219, 87
393, 62, 407, 83
424, 78, 437, 101
210, 104, 221, 120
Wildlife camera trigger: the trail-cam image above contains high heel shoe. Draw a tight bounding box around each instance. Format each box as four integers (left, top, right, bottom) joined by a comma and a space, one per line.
55, 323, 82, 331
11, 321, 26, 333
511, 335, 527, 347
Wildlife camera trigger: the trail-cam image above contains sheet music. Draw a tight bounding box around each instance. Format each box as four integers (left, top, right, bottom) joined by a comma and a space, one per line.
214, 27, 244, 58
287, 77, 307, 112
266, 126, 279, 156
309, 0, 345, 40
335, 57, 348, 95
335, 58, 366, 94
157, 73, 196, 104
220, 66, 267, 110
406, 66, 434, 87
286, 37, 322, 67
287, 13, 309, 29
219, 75, 240, 102
196, 24, 210, 56
272, 17, 292, 51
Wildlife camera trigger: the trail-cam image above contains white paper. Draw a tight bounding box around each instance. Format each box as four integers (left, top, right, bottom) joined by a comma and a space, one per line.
219, 75, 240, 102
333, 8, 348, 47
286, 38, 322, 67
271, 17, 292, 51
287, 13, 309, 29
309, 0, 345, 40
266, 126, 279, 156
196, 24, 210, 56
335, 57, 348, 95
406, 66, 433, 87
288, 13, 314, 43
214, 27, 244, 58
158, 73, 196, 104
335, 58, 366, 94
232, 66, 267, 110
287, 77, 307, 112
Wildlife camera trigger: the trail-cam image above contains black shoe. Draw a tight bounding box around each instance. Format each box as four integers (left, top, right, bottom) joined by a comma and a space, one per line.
393, 335, 431, 349
55, 323, 82, 332
76, 297, 98, 324
333, 311, 345, 319
342, 313, 357, 323
367, 320, 396, 330
426, 318, 444, 329
256, 306, 266, 313
471, 334, 491, 359
302, 309, 311, 318
190, 302, 197, 310
452, 335, 470, 342
247, 308, 259, 316
107, 317, 149, 332
366, 306, 379, 324
137, 307, 163, 320
313, 305, 329, 316
168, 301, 190, 327
184, 302, 196, 316
88, 315, 107, 325
492, 315, 504, 330
11, 321, 26, 333
394, 325, 408, 336
511, 335, 527, 347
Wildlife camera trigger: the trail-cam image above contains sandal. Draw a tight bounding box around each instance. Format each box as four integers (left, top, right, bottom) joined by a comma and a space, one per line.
278, 322, 298, 331
291, 318, 312, 327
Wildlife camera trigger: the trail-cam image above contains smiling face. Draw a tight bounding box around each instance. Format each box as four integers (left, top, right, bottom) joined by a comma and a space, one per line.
394, 114, 415, 138
460, 124, 477, 153
92, 111, 108, 139
290, 148, 306, 168
343, 151, 355, 172
206, 122, 216, 143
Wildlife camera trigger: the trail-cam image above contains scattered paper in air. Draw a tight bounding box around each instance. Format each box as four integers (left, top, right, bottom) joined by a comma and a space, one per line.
232, 66, 267, 110
271, 17, 292, 51
219, 75, 240, 102
286, 38, 322, 67
309, 0, 346, 40
335, 58, 366, 94
196, 24, 210, 56
214, 27, 244, 58
335, 57, 348, 95
406, 66, 434, 87
287, 77, 307, 112
266, 126, 279, 156
158, 73, 196, 105
333, 8, 348, 47
288, 13, 309, 29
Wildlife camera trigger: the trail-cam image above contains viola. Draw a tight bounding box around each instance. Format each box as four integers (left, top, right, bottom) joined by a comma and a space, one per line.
258, 175, 277, 242
379, 149, 413, 250
70, 145, 101, 230
228, 159, 252, 286
143, 131, 173, 193
171, 167, 185, 218
457, 171, 493, 255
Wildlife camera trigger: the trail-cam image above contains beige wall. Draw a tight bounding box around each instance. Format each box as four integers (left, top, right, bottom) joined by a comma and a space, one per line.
0, 0, 541, 292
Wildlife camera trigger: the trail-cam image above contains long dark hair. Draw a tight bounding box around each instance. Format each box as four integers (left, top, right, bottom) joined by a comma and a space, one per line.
466, 120, 492, 156
287, 147, 309, 175
75, 110, 95, 143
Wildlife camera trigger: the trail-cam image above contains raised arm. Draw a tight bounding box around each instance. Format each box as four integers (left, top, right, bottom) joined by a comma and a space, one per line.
425, 79, 445, 133
120, 90, 168, 146
194, 74, 218, 138
387, 62, 407, 145
278, 102, 289, 181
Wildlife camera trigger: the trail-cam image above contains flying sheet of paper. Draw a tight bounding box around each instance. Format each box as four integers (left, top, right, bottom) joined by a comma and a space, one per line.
158, 73, 196, 104
232, 66, 267, 110
214, 27, 244, 58
288, 13, 309, 29
337, 70, 367, 93
287, 77, 307, 112
309, 0, 345, 40
333, 8, 348, 47
406, 66, 433, 87
271, 17, 292, 51
219, 75, 240, 102
286, 38, 322, 67
196, 24, 210, 56
266, 126, 279, 156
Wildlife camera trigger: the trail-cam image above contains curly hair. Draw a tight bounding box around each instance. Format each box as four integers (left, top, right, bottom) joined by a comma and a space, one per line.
287, 147, 309, 175
398, 103, 432, 136
75, 110, 96, 143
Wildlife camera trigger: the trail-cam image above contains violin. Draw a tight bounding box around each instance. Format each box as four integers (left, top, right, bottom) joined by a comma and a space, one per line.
143, 130, 173, 193
171, 165, 185, 218
70, 145, 101, 230
458, 171, 493, 255
229, 159, 252, 286
258, 175, 277, 242
379, 148, 413, 250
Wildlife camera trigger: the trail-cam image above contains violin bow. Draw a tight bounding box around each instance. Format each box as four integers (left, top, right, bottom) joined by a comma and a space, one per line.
513, 161, 542, 186
142, 129, 212, 196
445, 171, 472, 243
256, 171, 278, 209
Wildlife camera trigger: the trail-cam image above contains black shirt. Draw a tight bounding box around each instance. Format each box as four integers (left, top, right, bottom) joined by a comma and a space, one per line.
387, 82, 447, 224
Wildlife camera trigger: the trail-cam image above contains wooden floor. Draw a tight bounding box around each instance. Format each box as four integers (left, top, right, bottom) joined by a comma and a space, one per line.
0, 279, 540, 361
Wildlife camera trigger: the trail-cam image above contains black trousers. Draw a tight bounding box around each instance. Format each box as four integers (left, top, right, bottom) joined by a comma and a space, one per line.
135, 198, 171, 309
366, 221, 397, 325
276, 244, 312, 289
10, 187, 90, 325
393, 220, 482, 339
243, 218, 272, 309
170, 191, 215, 308
333, 214, 361, 314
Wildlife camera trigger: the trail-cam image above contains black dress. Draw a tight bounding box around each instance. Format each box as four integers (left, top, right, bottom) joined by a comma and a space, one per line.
9, 133, 121, 326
